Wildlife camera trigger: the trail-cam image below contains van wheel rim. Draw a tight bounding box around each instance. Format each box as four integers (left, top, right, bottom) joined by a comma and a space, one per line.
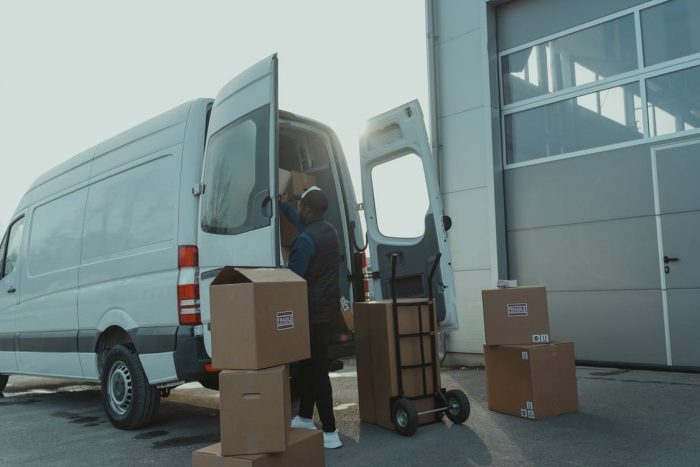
108, 361, 133, 416
396, 409, 408, 428
448, 398, 460, 415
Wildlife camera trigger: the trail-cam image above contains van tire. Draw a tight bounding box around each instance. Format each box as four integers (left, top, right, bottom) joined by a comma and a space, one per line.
101, 345, 160, 430
0, 374, 8, 393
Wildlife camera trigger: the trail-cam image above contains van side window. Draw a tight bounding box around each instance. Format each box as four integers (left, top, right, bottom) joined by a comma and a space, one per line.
2, 217, 25, 278
201, 105, 271, 235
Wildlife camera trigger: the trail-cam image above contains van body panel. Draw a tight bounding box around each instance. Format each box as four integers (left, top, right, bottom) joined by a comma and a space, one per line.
0, 213, 28, 373
139, 351, 178, 384
360, 100, 458, 328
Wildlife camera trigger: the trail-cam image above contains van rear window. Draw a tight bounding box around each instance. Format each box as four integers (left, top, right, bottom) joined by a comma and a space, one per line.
201, 105, 271, 235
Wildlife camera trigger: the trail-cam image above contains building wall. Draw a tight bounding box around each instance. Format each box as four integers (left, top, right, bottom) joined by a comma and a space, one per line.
432, 0, 700, 367
427, 0, 505, 354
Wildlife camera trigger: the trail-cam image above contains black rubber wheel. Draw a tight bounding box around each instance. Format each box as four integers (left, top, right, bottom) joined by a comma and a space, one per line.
392, 398, 419, 437
445, 389, 470, 424
0, 374, 8, 393
198, 374, 219, 391
100, 345, 160, 430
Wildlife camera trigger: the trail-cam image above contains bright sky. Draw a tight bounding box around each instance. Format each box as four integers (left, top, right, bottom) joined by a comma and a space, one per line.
0, 1, 429, 234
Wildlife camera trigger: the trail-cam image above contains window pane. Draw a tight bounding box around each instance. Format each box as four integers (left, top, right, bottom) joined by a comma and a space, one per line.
4, 218, 25, 277
642, 0, 700, 66
506, 82, 643, 164
502, 15, 637, 104
647, 65, 700, 137
201, 105, 271, 235
371, 154, 428, 239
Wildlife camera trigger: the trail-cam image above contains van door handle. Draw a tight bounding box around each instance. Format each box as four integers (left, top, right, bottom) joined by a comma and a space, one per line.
7, 287, 16, 294
261, 195, 273, 218
664, 256, 679, 264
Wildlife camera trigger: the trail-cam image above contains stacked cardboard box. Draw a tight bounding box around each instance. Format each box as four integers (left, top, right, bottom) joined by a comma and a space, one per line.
482, 286, 578, 421
279, 169, 317, 247
192, 267, 325, 466
354, 300, 441, 429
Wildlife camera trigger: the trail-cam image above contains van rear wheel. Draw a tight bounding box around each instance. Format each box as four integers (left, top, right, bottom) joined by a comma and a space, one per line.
0, 374, 8, 393
101, 345, 160, 429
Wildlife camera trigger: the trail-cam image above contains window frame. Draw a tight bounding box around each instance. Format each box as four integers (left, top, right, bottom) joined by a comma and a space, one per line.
1, 216, 25, 279
499, 0, 700, 170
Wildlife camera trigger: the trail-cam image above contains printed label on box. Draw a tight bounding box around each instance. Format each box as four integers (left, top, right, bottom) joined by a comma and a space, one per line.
527, 410, 535, 419
507, 303, 528, 317
521, 351, 529, 360
520, 408, 527, 418
276, 311, 294, 330
526, 401, 533, 410
532, 333, 550, 343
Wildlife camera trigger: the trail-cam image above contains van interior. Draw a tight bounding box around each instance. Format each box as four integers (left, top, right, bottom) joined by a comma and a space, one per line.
278, 112, 354, 305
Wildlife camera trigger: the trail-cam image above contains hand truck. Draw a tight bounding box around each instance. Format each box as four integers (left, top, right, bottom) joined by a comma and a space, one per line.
389, 253, 470, 436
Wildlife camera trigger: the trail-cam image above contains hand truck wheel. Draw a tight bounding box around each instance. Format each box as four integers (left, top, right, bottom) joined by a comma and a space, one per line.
445, 389, 470, 424
392, 398, 419, 436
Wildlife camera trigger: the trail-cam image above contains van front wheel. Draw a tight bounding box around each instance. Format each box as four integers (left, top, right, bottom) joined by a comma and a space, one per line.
0, 374, 8, 393
100, 345, 160, 430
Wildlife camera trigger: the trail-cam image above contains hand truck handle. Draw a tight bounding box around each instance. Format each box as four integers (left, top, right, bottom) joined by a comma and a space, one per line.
427, 253, 441, 302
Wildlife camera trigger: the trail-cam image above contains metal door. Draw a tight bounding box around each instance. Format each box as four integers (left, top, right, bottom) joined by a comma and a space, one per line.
653, 140, 700, 368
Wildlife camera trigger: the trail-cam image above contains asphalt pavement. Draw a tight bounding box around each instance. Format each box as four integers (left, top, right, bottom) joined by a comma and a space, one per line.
1, 361, 699, 466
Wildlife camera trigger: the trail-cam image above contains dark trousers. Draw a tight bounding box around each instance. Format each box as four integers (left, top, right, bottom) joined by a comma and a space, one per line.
298, 322, 336, 433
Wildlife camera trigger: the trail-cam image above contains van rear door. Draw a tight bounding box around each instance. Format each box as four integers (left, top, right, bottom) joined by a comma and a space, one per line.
197, 55, 280, 356
359, 100, 457, 327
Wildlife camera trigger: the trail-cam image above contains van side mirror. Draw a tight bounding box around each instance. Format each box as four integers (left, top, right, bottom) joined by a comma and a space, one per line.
442, 215, 452, 232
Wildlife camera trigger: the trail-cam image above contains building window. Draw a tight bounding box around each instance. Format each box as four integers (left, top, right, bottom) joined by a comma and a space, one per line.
501, 14, 637, 105
505, 83, 643, 164
647, 65, 700, 137
642, 0, 700, 67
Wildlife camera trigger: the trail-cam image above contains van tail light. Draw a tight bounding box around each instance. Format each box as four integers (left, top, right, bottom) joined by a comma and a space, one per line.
362, 252, 371, 301
178, 245, 201, 326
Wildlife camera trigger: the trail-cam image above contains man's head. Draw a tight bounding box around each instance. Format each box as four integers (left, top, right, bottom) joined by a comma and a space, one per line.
297, 186, 328, 224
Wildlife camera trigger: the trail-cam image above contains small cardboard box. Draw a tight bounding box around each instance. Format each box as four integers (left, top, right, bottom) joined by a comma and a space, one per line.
482, 286, 551, 345
484, 342, 578, 420
210, 267, 310, 370
279, 169, 317, 247
354, 300, 441, 429
192, 429, 324, 467
219, 365, 291, 456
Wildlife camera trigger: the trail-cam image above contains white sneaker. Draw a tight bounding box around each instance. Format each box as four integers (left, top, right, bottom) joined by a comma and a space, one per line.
323, 430, 342, 449
291, 415, 317, 430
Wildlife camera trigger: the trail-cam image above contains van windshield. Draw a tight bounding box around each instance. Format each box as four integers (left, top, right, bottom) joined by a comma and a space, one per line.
201, 105, 271, 235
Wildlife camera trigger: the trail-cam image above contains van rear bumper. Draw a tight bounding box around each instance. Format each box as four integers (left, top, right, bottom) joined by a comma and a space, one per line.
172, 326, 210, 382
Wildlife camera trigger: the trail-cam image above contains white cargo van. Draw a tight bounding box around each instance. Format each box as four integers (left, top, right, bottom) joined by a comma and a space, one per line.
0, 55, 456, 429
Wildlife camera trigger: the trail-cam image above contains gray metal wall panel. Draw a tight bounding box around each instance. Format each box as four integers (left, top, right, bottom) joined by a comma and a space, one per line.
505, 146, 654, 231
496, 0, 648, 51
667, 289, 700, 367
548, 290, 667, 365
507, 217, 660, 292
656, 142, 700, 214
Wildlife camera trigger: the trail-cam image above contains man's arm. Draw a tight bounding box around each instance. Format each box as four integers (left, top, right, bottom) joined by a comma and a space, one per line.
288, 232, 316, 277
281, 201, 302, 232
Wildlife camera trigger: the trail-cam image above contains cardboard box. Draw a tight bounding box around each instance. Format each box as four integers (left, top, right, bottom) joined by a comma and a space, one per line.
219, 365, 291, 456
279, 169, 317, 247
482, 286, 551, 345
192, 429, 324, 467
484, 342, 578, 420
210, 267, 310, 370
354, 300, 441, 430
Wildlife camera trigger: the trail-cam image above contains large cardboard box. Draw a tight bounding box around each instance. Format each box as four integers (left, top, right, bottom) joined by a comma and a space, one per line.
484, 342, 578, 420
482, 286, 551, 345
210, 267, 310, 370
354, 300, 441, 430
279, 169, 317, 247
219, 365, 291, 456
192, 429, 324, 467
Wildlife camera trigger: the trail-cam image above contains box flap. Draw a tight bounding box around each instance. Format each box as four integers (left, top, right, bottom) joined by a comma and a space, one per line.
194, 443, 222, 456
212, 266, 304, 286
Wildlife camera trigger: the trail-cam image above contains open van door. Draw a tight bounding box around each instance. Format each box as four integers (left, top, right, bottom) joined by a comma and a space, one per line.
359, 100, 457, 328
197, 55, 279, 355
